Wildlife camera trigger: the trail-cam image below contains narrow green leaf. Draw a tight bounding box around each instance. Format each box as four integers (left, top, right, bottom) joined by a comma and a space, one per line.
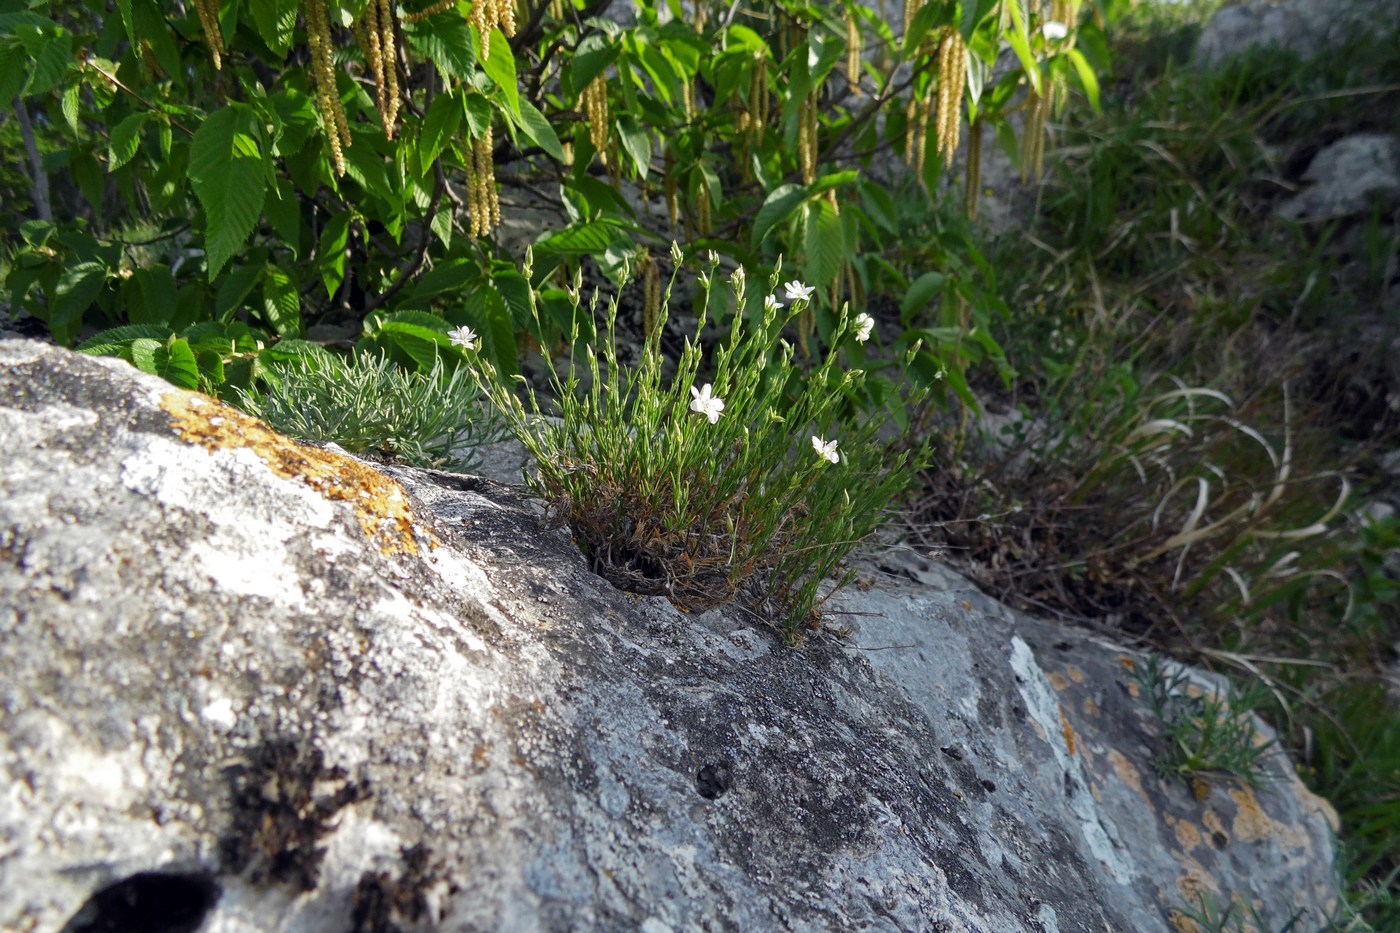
115, 0, 135, 47
479, 27, 518, 115
61, 80, 79, 132
108, 112, 146, 170
512, 96, 564, 161
900, 271, 947, 321
752, 183, 808, 245
1003, 0, 1041, 96
189, 105, 268, 280
1066, 48, 1101, 113
615, 114, 650, 179
261, 264, 302, 337
419, 91, 463, 175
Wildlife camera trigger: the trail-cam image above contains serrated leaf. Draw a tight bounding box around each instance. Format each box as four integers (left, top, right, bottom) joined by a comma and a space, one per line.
156, 338, 201, 388
0, 43, 27, 105
465, 284, 517, 380
264, 178, 301, 257
196, 348, 225, 388
403, 13, 477, 81
491, 268, 534, 330
27, 35, 70, 96
131, 265, 176, 326
411, 258, 478, 301
430, 205, 453, 249
189, 105, 267, 280
479, 27, 518, 115
61, 80, 79, 132
512, 96, 563, 161
533, 221, 618, 256
260, 264, 301, 337
375, 321, 452, 370
115, 0, 135, 46
77, 324, 173, 355
802, 198, 844, 290
752, 183, 807, 245
249, 0, 297, 56
567, 33, 617, 97
615, 114, 650, 179
108, 112, 146, 170
419, 91, 463, 174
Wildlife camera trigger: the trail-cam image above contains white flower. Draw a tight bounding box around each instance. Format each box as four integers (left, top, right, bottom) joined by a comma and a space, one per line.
811, 435, 840, 464
448, 325, 479, 351
783, 280, 815, 303
765, 294, 781, 314
1041, 20, 1068, 41
689, 383, 725, 424
852, 312, 875, 343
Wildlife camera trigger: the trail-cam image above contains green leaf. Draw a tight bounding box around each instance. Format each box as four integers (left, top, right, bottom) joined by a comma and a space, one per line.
404, 13, 477, 81
78, 324, 173, 356
511, 96, 564, 161
900, 271, 947, 321
131, 266, 177, 326
215, 262, 265, 322
419, 91, 464, 175
156, 338, 201, 388
1065, 48, 1101, 113
492, 267, 534, 330
52, 261, 108, 330
803, 198, 844, 290
752, 183, 807, 245
1003, 0, 1041, 96
533, 221, 619, 256
479, 27, 518, 115
463, 284, 517, 380
190, 105, 268, 280
463, 92, 492, 138
61, 80, 79, 132
249, 0, 298, 56
410, 258, 478, 301
260, 264, 301, 337
115, 0, 135, 47
196, 348, 226, 388
264, 178, 301, 257
108, 112, 146, 170
27, 35, 70, 96
374, 321, 452, 370
316, 213, 350, 299
615, 114, 650, 179
0, 43, 27, 105
567, 32, 617, 97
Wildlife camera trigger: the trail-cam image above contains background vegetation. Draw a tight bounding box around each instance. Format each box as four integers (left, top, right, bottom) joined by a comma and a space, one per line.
3, 0, 1397, 926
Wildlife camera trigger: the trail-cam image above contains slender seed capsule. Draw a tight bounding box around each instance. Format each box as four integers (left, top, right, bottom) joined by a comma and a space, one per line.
194, 0, 225, 70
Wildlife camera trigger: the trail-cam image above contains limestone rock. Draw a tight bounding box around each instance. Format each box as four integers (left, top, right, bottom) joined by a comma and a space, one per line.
1278, 134, 1400, 221
1195, 0, 1399, 67
0, 339, 1343, 932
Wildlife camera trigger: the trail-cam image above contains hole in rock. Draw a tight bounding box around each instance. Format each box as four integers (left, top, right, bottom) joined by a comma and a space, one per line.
695, 762, 732, 800
60, 871, 220, 933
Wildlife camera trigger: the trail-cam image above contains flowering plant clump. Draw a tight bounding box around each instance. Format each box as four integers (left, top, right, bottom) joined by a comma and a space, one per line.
468, 249, 928, 642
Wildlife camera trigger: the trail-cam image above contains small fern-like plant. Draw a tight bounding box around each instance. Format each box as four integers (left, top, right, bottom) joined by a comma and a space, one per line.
467, 249, 928, 642
235, 348, 502, 472
1134, 654, 1277, 786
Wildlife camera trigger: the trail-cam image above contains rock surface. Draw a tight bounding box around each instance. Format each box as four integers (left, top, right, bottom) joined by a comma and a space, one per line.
1, 339, 1344, 932
1195, 0, 1400, 66
1277, 134, 1400, 221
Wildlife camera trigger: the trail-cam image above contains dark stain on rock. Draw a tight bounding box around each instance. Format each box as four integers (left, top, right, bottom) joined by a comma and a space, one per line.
220, 739, 371, 891
696, 761, 733, 800
351, 843, 445, 933
59, 871, 220, 933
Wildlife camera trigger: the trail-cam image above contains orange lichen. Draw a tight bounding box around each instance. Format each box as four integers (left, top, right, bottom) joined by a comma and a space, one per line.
1082, 696, 1101, 717
1046, 671, 1071, 690
1058, 705, 1076, 755
1066, 665, 1085, 683
1173, 815, 1203, 851
1108, 749, 1152, 806
162, 391, 433, 556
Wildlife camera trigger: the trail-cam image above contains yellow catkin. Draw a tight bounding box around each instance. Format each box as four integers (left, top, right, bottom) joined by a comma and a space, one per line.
403, 0, 456, 23
583, 75, 609, 162
468, 129, 499, 237
936, 27, 966, 168
380, 0, 400, 136
914, 75, 933, 178
748, 60, 765, 145
359, 1, 388, 136
1022, 90, 1046, 183
471, 0, 491, 59
194, 0, 225, 70
798, 94, 818, 185
549, 0, 563, 20
901, 0, 922, 40
664, 149, 679, 231
498, 0, 517, 37
904, 84, 920, 165
696, 175, 711, 236
846, 5, 861, 93
305, 0, 349, 175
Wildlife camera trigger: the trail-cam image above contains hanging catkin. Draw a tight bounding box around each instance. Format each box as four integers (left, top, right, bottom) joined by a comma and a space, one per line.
583, 75, 609, 163
404, 0, 456, 22
901, 0, 922, 40
935, 27, 966, 168
467, 127, 499, 238
193, 0, 225, 70
358, 0, 400, 138
472, 0, 516, 60
306, 0, 351, 176
845, 4, 861, 93
664, 148, 679, 232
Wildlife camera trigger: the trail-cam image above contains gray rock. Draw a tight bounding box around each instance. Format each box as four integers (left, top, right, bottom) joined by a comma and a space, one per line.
1278, 134, 1400, 221
1195, 0, 1399, 67
0, 339, 1344, 932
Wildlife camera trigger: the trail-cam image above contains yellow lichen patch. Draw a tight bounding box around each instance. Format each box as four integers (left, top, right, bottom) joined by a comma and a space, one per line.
1058, 704, 1076, 755
1174, 859, 1221, 904
1192, 776, 1212, 802
1228, 785, 1307, 847
162, 391, 432, 556
1066, 665, 1085, 683
1046, 671, 1070, 690
1082, 695, 1101, 717
1173, 815, 1203, 851
1169, 911, 1203, 933
1107, 749, 1152, 806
